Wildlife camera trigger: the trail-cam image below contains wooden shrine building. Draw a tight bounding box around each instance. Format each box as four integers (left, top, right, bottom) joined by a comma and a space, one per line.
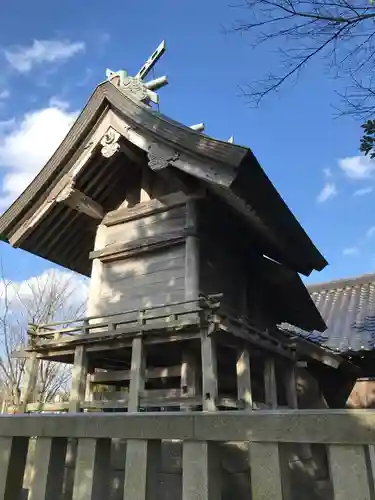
0, 43, 357, 417
0, 42, 369, 500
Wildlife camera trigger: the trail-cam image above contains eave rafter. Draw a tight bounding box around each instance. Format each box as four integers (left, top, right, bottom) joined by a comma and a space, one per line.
9, 112, 118, 247
9, 108, 235, 248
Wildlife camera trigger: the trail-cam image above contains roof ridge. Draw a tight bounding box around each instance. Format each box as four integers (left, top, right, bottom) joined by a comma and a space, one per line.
307, 272, 375, 292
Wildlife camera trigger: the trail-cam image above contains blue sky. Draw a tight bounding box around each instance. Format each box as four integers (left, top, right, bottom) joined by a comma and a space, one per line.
0, 0, 374, 289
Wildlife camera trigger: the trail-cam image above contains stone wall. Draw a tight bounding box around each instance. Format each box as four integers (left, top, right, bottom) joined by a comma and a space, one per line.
21, 437, 335, 500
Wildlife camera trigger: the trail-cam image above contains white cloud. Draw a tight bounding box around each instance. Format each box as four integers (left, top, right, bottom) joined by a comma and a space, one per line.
0, 268, 88, 320
316, 182, 337, 203
339, 155, 375, 180
0, 90, 10, 100
343, 247, 359, 256
4, 39, 85, 73
0, 119, 15, 131
367, 226, 375, 238
353, 187, 373, 197
0, 101, 78, 206
48, 95, 70, 110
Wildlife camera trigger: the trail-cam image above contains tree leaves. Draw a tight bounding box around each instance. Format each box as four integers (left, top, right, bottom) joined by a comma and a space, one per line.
360, 120, 375, 159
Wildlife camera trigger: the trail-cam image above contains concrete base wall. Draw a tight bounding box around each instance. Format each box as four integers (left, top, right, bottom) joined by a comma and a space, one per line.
22, 438, 334, 500
19, 367, 336, 500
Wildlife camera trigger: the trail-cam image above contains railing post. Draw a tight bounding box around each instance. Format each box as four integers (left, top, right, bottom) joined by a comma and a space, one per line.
123, 439, 161, 500
180, 351, 198, 411
18, 352, 39, 412
201, 331, 218, 411
182, 441, 221, 500
264, 358, 277, 408
28, 437, 67, 500
69, 345, 88, 412
236, 348, 253, 409
285, 363, 298, 409
128, 337, 145, 412
72, 438, 111, 500
84, 364, 95, 409
0, 436, 29, 500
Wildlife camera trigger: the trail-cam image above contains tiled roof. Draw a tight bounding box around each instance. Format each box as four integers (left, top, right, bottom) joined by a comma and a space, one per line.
283, 273, 375, 354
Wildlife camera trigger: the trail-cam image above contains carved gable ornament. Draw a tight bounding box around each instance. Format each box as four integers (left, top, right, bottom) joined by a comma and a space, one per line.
100, 127, 121, 158
147, 142, 180, 171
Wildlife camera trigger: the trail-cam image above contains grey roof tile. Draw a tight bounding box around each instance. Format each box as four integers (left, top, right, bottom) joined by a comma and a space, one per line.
282, 273, 375, 354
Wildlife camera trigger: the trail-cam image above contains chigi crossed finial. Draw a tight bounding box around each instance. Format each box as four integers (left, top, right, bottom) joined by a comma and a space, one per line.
106, 41, 235, 144
106, 40, 168, 106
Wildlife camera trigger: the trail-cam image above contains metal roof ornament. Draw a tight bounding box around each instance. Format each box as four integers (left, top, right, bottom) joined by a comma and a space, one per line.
106, 41, 168, 106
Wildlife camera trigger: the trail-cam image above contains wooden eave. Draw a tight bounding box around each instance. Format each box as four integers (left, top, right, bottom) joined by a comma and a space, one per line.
0, 81, 327, 276
258, 255, 326, 332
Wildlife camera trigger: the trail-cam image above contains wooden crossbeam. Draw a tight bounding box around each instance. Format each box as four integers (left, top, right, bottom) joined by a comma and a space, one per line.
56, 185, 104, 220
89, 365, 181, 384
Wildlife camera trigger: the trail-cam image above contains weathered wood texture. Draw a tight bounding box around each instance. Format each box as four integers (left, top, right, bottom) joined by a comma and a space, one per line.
22, 299, 204, 359
199, 227, 246, 316
18, 352, 39, 412
184, 200, 199, 301
69, 346, 88, 412
0, 411, 375, 500
197, 198, 316, 333
88, 203, 186, 319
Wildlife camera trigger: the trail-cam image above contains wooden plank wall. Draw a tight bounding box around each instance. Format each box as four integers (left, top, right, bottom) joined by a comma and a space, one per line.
199, 230, 246, 316
88, 205, 187, 317
198, 198, 283, 330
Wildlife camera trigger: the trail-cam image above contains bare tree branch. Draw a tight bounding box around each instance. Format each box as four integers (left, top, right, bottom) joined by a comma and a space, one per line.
0, 269, 87, 411
229, 0, 375, 114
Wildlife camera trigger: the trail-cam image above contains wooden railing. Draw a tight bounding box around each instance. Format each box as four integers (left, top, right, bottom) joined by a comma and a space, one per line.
0, 410, 374, 500
25, 295, 222, 348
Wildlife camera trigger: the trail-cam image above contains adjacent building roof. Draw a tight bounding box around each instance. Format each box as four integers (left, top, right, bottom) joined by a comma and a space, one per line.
286, 273, 375, 354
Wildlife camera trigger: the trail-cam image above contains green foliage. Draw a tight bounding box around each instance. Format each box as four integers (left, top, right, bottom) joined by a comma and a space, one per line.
360, 120, 375, 159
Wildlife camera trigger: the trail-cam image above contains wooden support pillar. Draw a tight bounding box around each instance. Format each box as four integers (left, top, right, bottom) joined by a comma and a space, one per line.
87, 224, 106, 318
19, 352, 39, 412
285, 363, 298, 409
84, 365, 95, 410
286, 363, 317, 462
236, 348, 253, 409
264, 358, 277, 409
69, 346, 88, 412
180, 350, 198, 411
185, 200, 199, 302
128, 337, 145, 412
201, 333, 218, 411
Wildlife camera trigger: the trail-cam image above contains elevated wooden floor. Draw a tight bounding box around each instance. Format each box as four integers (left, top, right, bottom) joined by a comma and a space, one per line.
11, 295, 346, 415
